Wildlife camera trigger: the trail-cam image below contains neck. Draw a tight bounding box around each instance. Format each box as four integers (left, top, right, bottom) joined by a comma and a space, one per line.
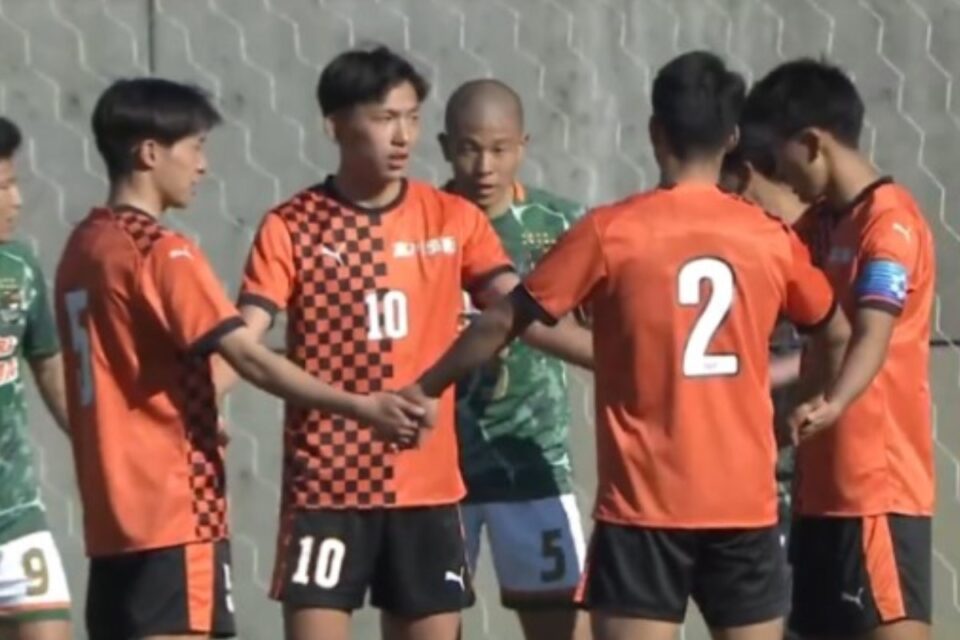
773, 191, 808, 226
450, 180, 514, 219
107, 177, 163, 218
823, 147, 881, 209
334, 165, 402, 210
659, 156, 723, 188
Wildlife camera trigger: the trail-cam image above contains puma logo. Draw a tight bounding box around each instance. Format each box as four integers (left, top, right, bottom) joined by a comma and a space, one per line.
168, 247, 193, 260
444, 567, 466, 591
841, 587, 865, 609
892, 222, 912, 241
320, 244, 345, 266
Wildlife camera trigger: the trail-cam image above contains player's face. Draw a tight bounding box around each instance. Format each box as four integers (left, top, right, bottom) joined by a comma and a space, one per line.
0, 159, 22, 242
153, 133, 209, 209
776, 131, 829, 204
333, 82, 421, 183
442, 114, 526, 212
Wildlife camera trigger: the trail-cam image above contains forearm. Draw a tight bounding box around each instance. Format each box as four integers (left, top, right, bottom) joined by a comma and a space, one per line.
824, 308, 892, 409
30, 355, 70, 435
420, 309, 516, 398
769, 352, 801, 388
214, 305, 272, 398
519, 316, 593, 369
233, 343, 360, 415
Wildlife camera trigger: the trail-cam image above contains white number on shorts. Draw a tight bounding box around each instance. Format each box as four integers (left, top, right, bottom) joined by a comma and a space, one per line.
365, 290, 408, 340
678, 258, 739, 377
291, 536, 346, 589
65, 289, 94, 406
22, 547, 49, 596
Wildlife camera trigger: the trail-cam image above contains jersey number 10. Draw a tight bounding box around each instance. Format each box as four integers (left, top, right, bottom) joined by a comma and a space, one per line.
678, 258, 739, 377
365, 290, 408, 340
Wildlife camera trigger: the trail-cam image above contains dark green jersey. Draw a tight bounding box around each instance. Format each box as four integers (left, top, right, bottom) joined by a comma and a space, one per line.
455, 185, 585, 502
0, 241, 58, 537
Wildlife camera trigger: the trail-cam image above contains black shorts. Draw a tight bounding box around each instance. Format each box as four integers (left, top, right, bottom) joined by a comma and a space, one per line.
86, 539, 235, 640
789, 514, 931, 636
578, 522, 789, 628
271, 505, 474, 616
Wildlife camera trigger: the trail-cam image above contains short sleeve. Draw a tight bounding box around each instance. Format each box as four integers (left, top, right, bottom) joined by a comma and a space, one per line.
783, 231, 837, 332
140, 236, 242, 355
22, 253, 59, 359
238, 212, 296, 316
855, 208, 919, 316
458, 201, 514, 293
520, 211, 607, 325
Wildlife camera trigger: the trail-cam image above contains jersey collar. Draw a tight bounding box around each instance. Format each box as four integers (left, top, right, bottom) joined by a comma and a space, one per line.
318, 175, 409, 216
829, 176, 893, 221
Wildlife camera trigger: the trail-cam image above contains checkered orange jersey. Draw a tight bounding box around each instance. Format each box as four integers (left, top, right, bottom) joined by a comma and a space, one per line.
517, 183, 836, 528
793, 178, 935, 517
239, 178, 512, 510
55, 207, 242, 557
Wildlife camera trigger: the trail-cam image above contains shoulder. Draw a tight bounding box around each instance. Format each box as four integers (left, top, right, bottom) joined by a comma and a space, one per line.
0, 241, 38, 267
522, 186, 585, 217
410, 179, 478, 214
266, 186, 330, 222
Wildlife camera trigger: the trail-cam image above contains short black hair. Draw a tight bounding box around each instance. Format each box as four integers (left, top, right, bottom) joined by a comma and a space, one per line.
0, 117, 22, 161
651, 51, 745, 160
443, 79, 524, 133
723, 120, 779, 182
317, 46, 430, 116
743, 58, 864, 148
92, 78, 221, 180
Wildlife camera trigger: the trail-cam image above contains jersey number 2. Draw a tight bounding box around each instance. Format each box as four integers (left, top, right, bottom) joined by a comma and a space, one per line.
65, 289, 94, 406
678, 258, 739, 377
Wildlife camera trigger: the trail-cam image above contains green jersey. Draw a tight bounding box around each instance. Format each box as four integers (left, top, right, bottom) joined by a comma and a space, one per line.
455, 185, 585, 503
0, 241, 58, 539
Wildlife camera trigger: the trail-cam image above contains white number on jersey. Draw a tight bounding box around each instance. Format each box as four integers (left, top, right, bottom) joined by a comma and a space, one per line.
678, 258, 739, 377
365, 290, 408, 340
291, 536, 347, 589
65, 289, 94, 406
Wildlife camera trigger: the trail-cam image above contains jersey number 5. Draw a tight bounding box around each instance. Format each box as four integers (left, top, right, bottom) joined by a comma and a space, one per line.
678, 258, 739, 377
65, 289, 94, 406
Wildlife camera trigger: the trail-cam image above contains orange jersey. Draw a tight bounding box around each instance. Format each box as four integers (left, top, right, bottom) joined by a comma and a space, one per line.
55, 207, 241, 557
793, 179, 935, 516
519, 183, 836, 528
239, 178, 511, 510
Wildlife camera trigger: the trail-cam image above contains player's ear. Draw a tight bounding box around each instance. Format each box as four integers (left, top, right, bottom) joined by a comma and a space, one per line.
648, 115, 668, 163
322, 115, 338, 143
797, 128, 821, 164
136, 139, 160, 171
437, 132, 452, 162
724, 125, 740, 154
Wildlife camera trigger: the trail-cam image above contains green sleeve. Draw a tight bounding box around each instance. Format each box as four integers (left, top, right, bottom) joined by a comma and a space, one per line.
22, 252, 59, 359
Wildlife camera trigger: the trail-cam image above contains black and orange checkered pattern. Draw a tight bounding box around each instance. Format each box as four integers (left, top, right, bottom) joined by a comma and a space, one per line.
115, 208, 229, 541
276, 190, 398, 508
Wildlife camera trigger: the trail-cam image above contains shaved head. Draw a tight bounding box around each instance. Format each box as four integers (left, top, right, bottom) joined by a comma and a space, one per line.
440, 79, 528, 215
444, 79, 524, 134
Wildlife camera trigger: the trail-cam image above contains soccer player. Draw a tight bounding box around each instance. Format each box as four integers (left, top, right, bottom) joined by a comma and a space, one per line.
438, 79, 589, 640
0, 117, 73, 639
54, 78, 425, 640
401, 51, 886, 640
744, 59, 935, 640
234, 47, 591, 640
